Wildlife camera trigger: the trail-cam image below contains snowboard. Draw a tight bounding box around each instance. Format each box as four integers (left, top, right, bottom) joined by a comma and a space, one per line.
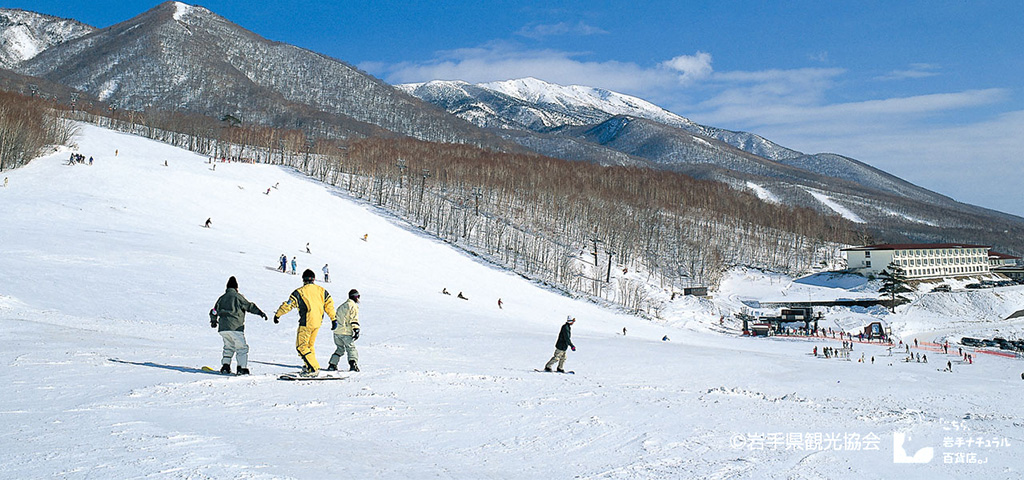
278, 373, 347, 381
535, 369, 575, 374
201, 366, 236, 375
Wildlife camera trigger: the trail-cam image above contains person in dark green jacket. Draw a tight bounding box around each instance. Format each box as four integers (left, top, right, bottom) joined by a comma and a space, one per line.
544, 316, 576, 372
210, 276, 267, 374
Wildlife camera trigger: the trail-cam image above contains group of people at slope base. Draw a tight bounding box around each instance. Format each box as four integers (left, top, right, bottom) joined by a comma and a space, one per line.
67, 153, 93, 165
209, 269, 361, 377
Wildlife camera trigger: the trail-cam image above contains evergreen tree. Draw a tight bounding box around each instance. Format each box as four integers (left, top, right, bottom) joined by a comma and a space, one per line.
878, 262, 911, 312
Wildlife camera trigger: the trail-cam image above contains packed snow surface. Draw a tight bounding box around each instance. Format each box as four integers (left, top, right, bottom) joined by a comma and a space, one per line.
1, 124, 1022, 479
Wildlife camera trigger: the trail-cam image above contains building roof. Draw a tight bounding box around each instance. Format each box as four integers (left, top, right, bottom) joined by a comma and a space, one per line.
989, 251, 1021, 260
841, 243, 990, 252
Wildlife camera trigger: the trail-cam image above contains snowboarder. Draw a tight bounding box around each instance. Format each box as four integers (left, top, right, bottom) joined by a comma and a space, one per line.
328, 289, 361, 372
290, 256, 297, 275
662, 335, 670, 341
543, 316, 576, 372
209, 276, 267, 374
273, 269, 336, 377
115, 149, 118, 156
265, 188, 271, 195
3, 177, 7, 188
88, 156, 93, 165
306, 243, 311, 254
498, 298, 503, 309
947, 360, 952, 372
442, 288, 450, 295
457, 291, 468, 300
204, 218, 212, 228
623, 327, 627, 336
362, 233, 368, 242
322, 264, 330, 283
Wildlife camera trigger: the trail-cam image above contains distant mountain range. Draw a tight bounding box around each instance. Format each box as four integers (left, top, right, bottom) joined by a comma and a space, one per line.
399, 78, 1023, 236
1, 2, 1022, 254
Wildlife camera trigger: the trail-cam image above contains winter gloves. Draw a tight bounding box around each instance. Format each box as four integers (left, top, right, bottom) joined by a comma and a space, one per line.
571, 346, 576, 351
273, 315, 280, 324
353, 327, 360, 341
210, 319, 218, 328
332, 320, 338, 330
209, 308, 217, 328
259, 312, 268, 320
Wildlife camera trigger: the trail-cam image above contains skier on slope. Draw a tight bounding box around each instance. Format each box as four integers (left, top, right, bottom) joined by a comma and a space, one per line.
209, 276, 267, 374
544, 316, 577, 372
274, 269, 336, 377
290, 256, 297, 275
322, 264, 330, 283
328, 289, 361, 372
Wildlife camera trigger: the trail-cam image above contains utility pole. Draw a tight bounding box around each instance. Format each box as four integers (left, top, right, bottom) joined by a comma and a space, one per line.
396, 158, 407, 188
606, 249, 615, 282
418, 168, 431, 217
472, 187, 483, 215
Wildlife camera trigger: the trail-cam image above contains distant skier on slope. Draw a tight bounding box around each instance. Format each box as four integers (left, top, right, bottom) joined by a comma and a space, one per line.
290, 256, 297, 275
322, 264, 330, 283
204, 218, 212, 228
328, 289, 361, 372
543, 316, 576, 372
279, 254, 287, 273
209, 276, 267, 375
274, 269, 336, 377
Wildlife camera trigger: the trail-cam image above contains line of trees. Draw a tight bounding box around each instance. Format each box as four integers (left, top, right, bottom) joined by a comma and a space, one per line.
0, 91, 78, 172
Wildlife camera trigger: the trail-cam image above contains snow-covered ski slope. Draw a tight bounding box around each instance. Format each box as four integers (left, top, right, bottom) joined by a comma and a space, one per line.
1, 124, 1021, 479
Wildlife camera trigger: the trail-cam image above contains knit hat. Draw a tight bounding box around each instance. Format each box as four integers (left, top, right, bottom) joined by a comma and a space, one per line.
566, 315, 575, 324
226, 276, 238, 289
349, 289, 360, 300
302, 269, 316, 283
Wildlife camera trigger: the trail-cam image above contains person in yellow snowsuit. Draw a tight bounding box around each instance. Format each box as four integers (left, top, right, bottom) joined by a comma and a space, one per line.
274, 269, 336, 376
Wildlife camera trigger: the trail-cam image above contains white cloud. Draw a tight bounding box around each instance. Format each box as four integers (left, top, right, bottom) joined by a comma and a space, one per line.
876, 63, 941, 81
516, 21, 608, 39
659, 51, 713, 83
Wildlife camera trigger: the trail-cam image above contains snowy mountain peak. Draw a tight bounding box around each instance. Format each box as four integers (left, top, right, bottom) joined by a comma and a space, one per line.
480, 77, 696, 127
0, 9, 94, 68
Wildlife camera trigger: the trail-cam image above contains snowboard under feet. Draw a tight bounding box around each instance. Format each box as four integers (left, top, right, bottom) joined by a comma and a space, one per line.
535, 368, 575, 374
201, 366, 237, 375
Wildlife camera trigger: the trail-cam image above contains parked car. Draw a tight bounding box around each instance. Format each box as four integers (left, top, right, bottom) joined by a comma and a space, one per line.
930, 285, 951, 292
965, 283, 983, 289
961, 337, 982, 347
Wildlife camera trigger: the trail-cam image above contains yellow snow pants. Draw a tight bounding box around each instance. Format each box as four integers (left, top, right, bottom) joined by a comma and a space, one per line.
296, 325, 321, 371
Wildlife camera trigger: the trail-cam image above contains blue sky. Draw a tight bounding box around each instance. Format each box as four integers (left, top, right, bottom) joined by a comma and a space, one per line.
6, 0, 1024, 217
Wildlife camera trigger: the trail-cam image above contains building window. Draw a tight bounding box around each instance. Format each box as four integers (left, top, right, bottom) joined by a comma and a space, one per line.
865, 251, 871, 258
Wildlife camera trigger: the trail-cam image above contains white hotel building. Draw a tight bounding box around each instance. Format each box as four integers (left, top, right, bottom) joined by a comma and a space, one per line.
842, 243, 991, 279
